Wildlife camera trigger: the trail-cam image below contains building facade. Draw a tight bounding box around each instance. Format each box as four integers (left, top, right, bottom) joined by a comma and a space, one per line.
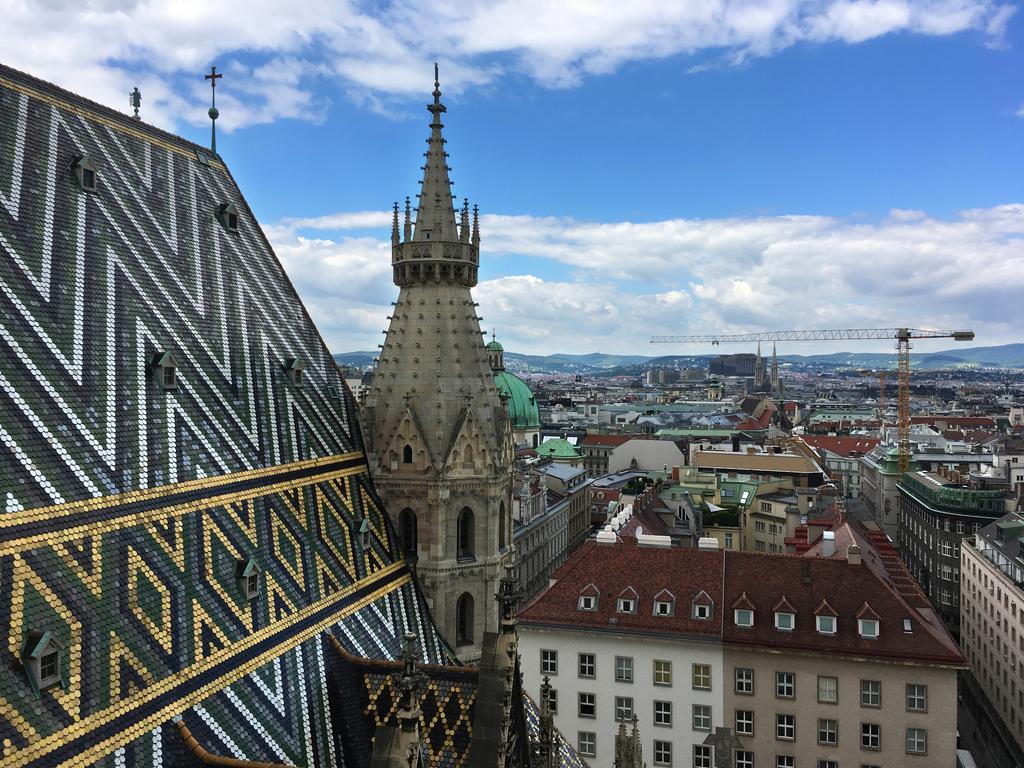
861, 445, 905, 539
960, 512, 1024, 757
520, 539, 964, 768
898, 469, 1009, 634
361, 70, 514, 660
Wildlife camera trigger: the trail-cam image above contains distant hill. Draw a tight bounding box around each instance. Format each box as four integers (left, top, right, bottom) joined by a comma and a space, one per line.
333, 342, 1024, 375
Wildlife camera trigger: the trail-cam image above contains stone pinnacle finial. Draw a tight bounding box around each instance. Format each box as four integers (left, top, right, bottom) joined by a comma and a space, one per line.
404, 196, 412, 241
392, 202, 400, 245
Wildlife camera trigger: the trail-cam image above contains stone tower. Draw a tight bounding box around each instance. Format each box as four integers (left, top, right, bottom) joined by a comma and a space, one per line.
362, 66, 514, 662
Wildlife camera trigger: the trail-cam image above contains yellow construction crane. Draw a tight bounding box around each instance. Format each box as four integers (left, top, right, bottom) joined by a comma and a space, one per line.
651, 328, 975, 474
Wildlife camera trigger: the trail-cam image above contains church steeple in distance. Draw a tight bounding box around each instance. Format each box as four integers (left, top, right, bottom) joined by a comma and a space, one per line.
362, 65, 514, 663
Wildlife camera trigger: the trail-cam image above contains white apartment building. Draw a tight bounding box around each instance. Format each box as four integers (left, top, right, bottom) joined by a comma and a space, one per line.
519, 544, 725, 766
961, 511, 1024, 756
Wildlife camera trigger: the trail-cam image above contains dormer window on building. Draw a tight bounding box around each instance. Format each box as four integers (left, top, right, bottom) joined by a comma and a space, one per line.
358, 517, 371, 550
814, 598, 838, 635
21, 630, 63, 696
692, 590, 714, 620
283, 358, 304, 388
70, 154, 97, 192
235, 557, 260, 600
578, 584, 599, 612
150, 351, 177, 390
732, 593, 755, 627
653, 589, 675, 617
773, 596, 796, 631
216, 202, 239, 233
617, 587, 638, 614
857, 602, 881, 638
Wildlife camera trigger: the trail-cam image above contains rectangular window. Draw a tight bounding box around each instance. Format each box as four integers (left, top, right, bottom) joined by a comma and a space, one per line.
776, 757, 794, 768
776, 671, 794, 698
40, 651, 58, 682
654, 700, 672, 727
816, 615, 836, 634
736, 751, 754, 768
655, 599, 674, 616
578, 692, 596, 718
906, 727, 927, 754
653, 740, 672, 766
735, 710, 754, 736
547, 688, 558, 714
859, 618, 880, 638
654, 659, 672, 686
775, 612, 794, 631
756, 520, 767, 532
776, 713, 795, 740
735, 667, 754, 695
906, 684, 928, 712
615, 696, 634, 722
693, 602, 711, 620
693, 745, 712, 768
615, 656, 634, 683
860, 679, 881, 707
692, 704, 712, 731
541, 649, 558, 675
735, 609, 754, 627
578, 653, 595, 678
817, 676, 838, 704
817, 718, 838, 745
861, 722, 880, 750
578, 731, 596, 758
692, 663, 711, 690
816, 762, 838, 768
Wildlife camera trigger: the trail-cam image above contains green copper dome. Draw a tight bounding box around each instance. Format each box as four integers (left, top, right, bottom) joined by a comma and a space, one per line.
494, 370, 540, 430
486, 339, 504, 351
534, 437, 580, 459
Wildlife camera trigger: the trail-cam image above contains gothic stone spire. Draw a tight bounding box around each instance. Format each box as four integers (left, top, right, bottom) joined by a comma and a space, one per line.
414, 63, 458, 243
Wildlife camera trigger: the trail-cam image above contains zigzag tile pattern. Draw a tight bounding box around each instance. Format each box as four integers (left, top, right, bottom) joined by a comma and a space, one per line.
0, 63, 452, 768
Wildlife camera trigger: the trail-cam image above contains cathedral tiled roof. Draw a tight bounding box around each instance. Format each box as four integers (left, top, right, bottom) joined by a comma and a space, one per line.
0, 60, 451, 768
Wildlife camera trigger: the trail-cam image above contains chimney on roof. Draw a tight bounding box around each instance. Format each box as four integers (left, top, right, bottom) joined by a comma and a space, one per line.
821, 530, 835, 558
847, 544, 861, 565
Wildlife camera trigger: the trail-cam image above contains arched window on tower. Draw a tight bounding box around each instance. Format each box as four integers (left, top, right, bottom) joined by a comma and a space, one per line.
403, 444, 413, 464
499, 501, 506, 550
457, 507, 475, 560
399, 508, 417, 559
456, 592, 474, 646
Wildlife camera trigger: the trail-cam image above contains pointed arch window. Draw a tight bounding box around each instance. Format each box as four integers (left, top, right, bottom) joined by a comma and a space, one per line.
399, 508, 417, 558
456, 592, 474, 646
457, 507, 475, 560
499, 501, 506, 550
403, 444, 413, 464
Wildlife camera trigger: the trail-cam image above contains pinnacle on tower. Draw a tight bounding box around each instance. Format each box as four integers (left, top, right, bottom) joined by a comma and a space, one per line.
413, 64, 458, 242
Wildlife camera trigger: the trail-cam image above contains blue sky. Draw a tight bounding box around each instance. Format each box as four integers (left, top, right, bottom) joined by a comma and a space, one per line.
3, 0, 1022, 355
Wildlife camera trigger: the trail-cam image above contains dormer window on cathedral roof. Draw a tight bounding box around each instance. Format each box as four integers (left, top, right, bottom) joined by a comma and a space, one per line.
216, 202, 239, 233
235, 557, 260, 601
21, 630, 64, 697
150, 351, 177, 390
70, 154, 97, 192
283, 358, 304, 388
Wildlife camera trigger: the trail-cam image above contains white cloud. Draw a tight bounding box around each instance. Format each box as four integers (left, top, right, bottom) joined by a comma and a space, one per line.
266, 203, 1024, 355
0, 0, 1013, 129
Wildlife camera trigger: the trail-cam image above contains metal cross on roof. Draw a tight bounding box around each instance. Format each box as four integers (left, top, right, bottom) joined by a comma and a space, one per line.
204, 66, 222, 155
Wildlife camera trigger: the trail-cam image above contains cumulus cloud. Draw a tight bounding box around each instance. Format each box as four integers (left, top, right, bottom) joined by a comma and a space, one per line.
0, 0, 1013, 129
265, 204, 1024, 355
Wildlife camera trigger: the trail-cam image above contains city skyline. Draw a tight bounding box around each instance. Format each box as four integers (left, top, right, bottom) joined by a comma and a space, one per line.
2, 1, 1022, 354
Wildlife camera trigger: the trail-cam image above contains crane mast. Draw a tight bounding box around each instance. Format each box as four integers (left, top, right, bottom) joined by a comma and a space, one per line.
650, 327, 975, 475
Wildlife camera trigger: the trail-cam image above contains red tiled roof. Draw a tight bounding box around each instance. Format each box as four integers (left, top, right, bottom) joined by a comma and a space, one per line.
722, 550, 963, 664
580, 434, 636, 447
520, 539, 964, 665
518, 541, 723, 637
800, 435, 881, 458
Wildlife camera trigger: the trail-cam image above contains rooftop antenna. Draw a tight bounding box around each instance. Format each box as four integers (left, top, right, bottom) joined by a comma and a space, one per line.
204, 65, 223, 155
129, 87, 142, 121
